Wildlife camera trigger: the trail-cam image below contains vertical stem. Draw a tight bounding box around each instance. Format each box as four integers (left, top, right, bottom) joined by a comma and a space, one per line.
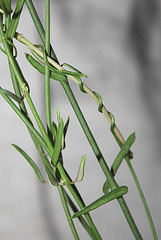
25, 0, 59, 62
25, 92, 53, 154
58, 186, 80, 240
45, 0, 52, 133
57, 162, 102, 240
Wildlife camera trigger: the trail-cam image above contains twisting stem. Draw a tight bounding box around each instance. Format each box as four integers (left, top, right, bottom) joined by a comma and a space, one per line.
13, 30, 143, 239
61, 82, 143, 240
14, 32, 125, 146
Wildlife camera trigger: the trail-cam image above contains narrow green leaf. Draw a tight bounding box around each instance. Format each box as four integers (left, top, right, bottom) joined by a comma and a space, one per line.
12, 144, 44, 183
0, 87, 22, 103
76, 155, 86, 182
61, 116, 70, 150
51, 118, 64, 166
103, 132, 136, 194
6, 0, 25, 39
72, 186, 128, 218
62, 63, 83, 74
25, 53, 67, 82
51, 121, 57, 142
0, 0, 12, 15
0, 92, 50, 155
102, 180, 110, 194
63, 116, 70, 138
29, 49, 87, 78
111, 132, 136, 176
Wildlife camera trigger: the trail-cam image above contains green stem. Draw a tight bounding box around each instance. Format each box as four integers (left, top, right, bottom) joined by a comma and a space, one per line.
0, 20, 53, 155
126, 157, 158, 240
0, 92, 50, 154
61, 81, 143, 240
25, 92, 53, 154
63, 189, 98, 240
25, 0, 58, 62
24, 4, 103, 239
45, 0, 52, 133
57, 162, 102, 240
58, 185, 80, 240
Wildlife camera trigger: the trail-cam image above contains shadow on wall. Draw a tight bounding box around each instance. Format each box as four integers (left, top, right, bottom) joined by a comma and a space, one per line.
129, 0, 161, 158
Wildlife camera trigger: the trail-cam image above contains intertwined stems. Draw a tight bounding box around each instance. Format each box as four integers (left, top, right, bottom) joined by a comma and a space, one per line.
0, 2, 102, 239
0, 0, 158, 239
23, 2, 158, 239
22, 1, 143, 238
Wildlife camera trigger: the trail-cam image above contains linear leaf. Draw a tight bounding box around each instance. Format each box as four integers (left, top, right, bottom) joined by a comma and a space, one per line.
0, 92, 50, 155
12, 144, 44, 183
75, 155, 86, 182
6, 0, 25, 39
111, 132, 136, 176
51, 118, 64, 166
72, 186, 128, 218
25, 53, 67, 82
103, 132, 136, 194
0, 87, 22, 103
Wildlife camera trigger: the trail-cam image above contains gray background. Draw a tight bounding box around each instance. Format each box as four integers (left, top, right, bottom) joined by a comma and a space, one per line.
0, 0, 161, 239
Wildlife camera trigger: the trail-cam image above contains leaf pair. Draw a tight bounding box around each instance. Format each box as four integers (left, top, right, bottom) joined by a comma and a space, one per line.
26, 53, 67, 83
72, 186, 128, 218
25, 48, 88, 83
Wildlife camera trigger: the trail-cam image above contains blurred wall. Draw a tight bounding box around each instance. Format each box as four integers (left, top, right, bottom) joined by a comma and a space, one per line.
0, 0, 161, 239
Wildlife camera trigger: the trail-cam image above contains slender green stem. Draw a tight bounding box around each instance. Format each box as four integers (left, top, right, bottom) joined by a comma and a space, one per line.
2, 2, 153, 239
58, 185, 80, 240
61, 82, 143, 240
126, 157, 158, 240
23, 4, 103, 239
63, 189, 98, 240
25, 92, 53, 154
25, 0, 58, 62
45, 0, 52, 133
0, 20, 53, 155
0, 92, 50, 154
57, 162, 102, 240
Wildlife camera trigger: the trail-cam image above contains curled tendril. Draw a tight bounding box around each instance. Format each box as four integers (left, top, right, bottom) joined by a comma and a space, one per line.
93, 92, 103, 113
109, 112, 123, 148
109, 112, 133, 160
77, 77, 86, 93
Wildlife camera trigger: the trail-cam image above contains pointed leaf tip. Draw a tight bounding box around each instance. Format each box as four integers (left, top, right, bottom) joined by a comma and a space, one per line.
12, 144, 44, 183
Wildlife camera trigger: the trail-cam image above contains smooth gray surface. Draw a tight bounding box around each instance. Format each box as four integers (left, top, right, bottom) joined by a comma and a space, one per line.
0, 1, 161, 239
